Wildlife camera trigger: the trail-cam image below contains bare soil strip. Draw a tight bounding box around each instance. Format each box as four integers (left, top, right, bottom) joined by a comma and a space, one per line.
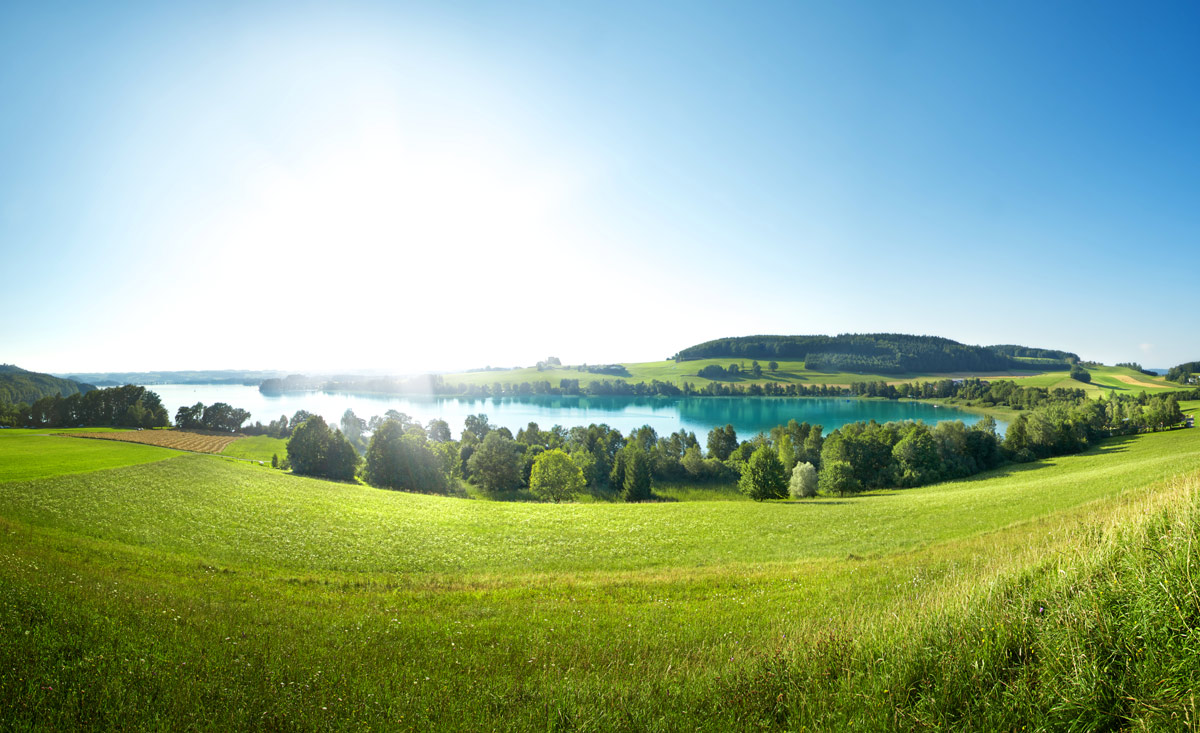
65, 430, 241, 454
1112, 374, 1171, 389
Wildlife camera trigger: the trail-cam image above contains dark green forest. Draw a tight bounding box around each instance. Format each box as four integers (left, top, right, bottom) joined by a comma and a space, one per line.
0, 364, 93, 404
670, 334, 1074, 373
1167, 361, 1200, 384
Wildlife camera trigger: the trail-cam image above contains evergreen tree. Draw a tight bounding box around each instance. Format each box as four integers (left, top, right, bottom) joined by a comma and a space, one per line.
622, 449, 652, 501
739, 445, 788, 501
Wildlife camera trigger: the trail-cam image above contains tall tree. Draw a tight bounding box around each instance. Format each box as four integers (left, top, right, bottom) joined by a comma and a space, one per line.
468, 431, 523, 491
622, 448, 653, 502
739, 445, 788, 501
529, 449, 585, 503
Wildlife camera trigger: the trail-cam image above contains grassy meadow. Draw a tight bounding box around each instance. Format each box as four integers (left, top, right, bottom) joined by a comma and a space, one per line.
2, 426, 1200, 729
221, 434, 288, 463
439, 359, 1176, 395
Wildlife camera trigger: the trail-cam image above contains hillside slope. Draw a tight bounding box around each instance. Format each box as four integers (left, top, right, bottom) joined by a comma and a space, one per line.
0, 364, 93, 404
1, 427, 1199, 729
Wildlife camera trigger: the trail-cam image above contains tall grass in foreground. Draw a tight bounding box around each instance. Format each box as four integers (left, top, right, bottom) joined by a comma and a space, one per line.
2, 433, 1200, 729
779, 471, 1200, 730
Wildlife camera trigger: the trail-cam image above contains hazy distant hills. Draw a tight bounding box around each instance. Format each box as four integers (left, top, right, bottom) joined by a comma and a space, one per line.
0, 364, 94, 404
55, 370, 290, 387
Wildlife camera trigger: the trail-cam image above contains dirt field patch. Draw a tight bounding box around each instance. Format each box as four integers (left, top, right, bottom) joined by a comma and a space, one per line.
66, 430, 242, 454
1112, 374, 1170, 390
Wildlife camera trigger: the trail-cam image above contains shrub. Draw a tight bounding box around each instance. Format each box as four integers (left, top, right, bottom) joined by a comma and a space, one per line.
788, 461, 818, 498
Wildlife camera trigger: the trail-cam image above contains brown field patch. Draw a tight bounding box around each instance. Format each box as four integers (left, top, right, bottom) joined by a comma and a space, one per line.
1112, 374, 1171, 389
67, 430, 241, 454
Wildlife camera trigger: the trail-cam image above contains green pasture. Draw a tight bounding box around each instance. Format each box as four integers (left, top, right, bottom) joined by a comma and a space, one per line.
439, 361, 1184, 401
2, 429, 1196, 575
1004, 364, 1175, 395
221, 434, 288, 463
0, 429, 179, 483
441, 358, 1056, 390
3, 426, 1200, 728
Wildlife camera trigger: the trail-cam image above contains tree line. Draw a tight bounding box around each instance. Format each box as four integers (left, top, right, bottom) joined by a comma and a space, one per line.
282, 379, 1192, 503
0, 385, 170, 429
671, 334, 1071, 374
173, 402, 252, 433
1167, 361, 1200, 385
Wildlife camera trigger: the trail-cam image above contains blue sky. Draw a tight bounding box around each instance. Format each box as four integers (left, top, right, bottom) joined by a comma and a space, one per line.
1, 1, 1197, 373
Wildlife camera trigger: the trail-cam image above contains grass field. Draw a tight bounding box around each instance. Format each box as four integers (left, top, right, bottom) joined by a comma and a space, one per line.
441, 360, 1177, 396
221, 434, 288, 462
2, 425, 1200, 728
0, 430, 180, 482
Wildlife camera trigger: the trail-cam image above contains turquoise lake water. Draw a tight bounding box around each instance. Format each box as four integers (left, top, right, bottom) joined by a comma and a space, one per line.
145, 384, 1002, 438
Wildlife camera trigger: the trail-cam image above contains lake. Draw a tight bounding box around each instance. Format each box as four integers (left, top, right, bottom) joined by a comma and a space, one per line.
144, 384, 1003, 438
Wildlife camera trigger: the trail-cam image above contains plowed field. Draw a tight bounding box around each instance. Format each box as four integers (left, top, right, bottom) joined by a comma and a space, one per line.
67, 430, 241, 454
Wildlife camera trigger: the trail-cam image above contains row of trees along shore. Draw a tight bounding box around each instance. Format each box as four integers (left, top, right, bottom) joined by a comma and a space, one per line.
3, 380, 1193, 504
0, 385, 170, 428
275, 385, 1194, 502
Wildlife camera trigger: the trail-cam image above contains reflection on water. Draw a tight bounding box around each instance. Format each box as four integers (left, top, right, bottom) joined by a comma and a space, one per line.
145, 385, 1004, 438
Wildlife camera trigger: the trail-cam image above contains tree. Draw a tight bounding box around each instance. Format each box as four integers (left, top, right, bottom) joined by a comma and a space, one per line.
1069, 364, 1092, 383
751, 360, 763, 378
739, 445, 788, 501
426, 418, 452, 442
776, 434, 797, 473
768, 361, 779, 373
681, 444, 705, 477
468, 431, 523, 491
622, 448, 652, 501
529, 449, 585, 503
463, 413, 492, 443
363, 420, 449, 493
788, 461, 818, 498
287, 416, 358, 481
290, 410, 315, 430
892, 424, 942, 487
175, 402, 204, 429
707, 424, 738, 461
341, 409, 367, 450
818, 459, 860, 496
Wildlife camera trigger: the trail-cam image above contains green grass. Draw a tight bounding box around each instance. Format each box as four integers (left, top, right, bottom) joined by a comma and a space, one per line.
221, 434, 288, 463
442, 361, 1184, 405
2, 429, 1197, 574
0, 430, 179, 482
1005, 364, 1176, 395
3, 427, 1200, 729
440, 358, 1057, 390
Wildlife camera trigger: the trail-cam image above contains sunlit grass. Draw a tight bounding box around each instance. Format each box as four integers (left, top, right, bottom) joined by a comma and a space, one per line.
2, 427, 1200, 728
0, 430, 179, 482
221, 434, 288, 462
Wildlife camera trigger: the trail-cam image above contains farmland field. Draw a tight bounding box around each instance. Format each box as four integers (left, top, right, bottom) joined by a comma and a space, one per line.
220, 434, 288, 462
2, 425, 1200, 729
66, 429, 242, 454
430, 361, 1178, 398
438, 357, 1061, 390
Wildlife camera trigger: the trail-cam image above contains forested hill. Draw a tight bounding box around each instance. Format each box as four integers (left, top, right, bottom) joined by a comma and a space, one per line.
1166, 361, 1200, 384
986, 344, 1080, 362
672, 334, 1071, 374
0, 365, 95, 404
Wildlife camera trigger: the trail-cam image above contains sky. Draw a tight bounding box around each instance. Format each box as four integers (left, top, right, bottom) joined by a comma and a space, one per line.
1, 1, 1198, 374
